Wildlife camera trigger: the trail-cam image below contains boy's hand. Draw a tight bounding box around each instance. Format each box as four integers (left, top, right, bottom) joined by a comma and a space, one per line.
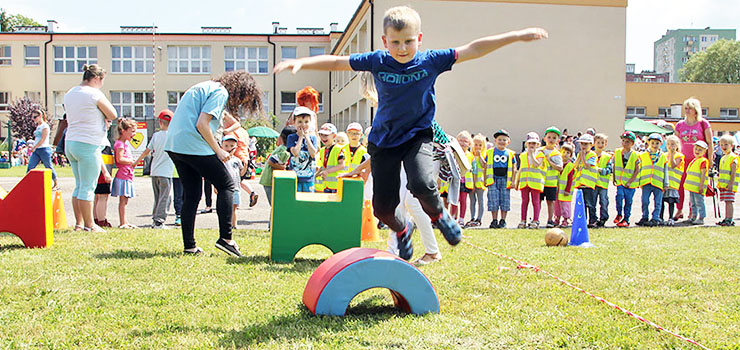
517, 28, 549, 42
273, 59, 302, 75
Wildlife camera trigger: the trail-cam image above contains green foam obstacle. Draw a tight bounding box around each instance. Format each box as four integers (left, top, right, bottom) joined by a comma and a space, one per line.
269, 171, 364, 262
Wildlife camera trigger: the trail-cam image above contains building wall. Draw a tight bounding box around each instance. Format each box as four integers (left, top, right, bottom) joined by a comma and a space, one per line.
0, 33, 332, 140
654, 29, 736, 83
330, 0, 626, 148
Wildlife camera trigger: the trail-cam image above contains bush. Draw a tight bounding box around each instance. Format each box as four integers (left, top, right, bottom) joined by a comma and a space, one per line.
8, 97, 47, 141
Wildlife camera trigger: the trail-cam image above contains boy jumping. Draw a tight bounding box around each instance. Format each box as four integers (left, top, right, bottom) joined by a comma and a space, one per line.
274, 6, 547, 260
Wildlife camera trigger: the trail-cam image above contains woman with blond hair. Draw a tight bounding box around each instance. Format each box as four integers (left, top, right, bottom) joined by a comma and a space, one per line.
673, 97, 714, 220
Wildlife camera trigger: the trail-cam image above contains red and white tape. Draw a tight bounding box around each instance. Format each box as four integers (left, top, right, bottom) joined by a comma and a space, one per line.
461, 238, 712, 350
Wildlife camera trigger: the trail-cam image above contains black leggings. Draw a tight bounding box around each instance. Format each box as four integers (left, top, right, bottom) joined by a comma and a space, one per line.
167, 151, 235, 250
368, 128, 443, 232
203, 179, 213, 208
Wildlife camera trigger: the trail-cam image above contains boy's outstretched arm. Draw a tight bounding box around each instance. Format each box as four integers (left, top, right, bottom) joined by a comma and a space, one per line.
455, 28, 548, 63
273, 55, 353, 75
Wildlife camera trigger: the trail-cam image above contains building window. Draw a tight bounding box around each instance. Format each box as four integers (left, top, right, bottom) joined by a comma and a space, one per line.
280, 92, 296, 113
112, 46, 154, 73
24, 91, 41, 102
0, 46, 11, 65
224, 47, 268, 74
110, 91, 155, 120
168, 46, 211, 74
167, 91, 185, 112
317, 92, 324, 113
626, 107, 646, 117
54, 46, 97, 73
281, 46, 297, 61
702, 108, 708, 116
309, 47, 325, 57
720, 108, 739, 118
53, 91, 65, 119
658, 107, 672, 118
24, 46, 40, 66
0, 92, 9, 111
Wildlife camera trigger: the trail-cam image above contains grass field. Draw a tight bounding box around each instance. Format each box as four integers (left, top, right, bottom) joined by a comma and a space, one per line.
1, 226, 738, 349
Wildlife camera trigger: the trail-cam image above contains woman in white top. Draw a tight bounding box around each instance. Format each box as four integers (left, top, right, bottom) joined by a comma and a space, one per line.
26, 109, 58, 188
63, 64, 118, 232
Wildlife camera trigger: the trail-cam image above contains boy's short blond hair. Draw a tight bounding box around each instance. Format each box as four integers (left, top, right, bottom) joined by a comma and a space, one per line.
473, 133, 486, 144
665, 135, 680, 146
383, 6, 421, 34
719, 134, 736, 145
594, 133, 608, 141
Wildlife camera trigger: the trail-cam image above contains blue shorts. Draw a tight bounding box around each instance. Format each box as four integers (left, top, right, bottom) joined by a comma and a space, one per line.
297, 180, 314, 193
233, 189, 241, 205
65, 140, 102, 201
487, 177, 511, 212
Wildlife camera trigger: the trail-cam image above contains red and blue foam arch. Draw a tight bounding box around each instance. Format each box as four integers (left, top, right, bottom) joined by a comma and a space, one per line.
303, 248, 440, 316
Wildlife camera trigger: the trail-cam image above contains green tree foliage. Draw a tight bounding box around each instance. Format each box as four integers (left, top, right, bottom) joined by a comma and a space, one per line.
680, 39, 740, 84
241, 113, 280, 158
0, 9, 42, 32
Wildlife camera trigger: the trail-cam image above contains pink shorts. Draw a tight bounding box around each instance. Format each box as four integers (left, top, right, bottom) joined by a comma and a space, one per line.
720, 188, 735, 202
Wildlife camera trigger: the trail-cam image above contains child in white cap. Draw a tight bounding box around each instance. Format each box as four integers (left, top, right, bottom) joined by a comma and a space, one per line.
514, 132, 545, 229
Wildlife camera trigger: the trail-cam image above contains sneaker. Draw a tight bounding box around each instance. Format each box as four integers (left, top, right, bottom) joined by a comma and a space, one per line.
616, 219, 629, 228
517, 221, 527, 229
727, 220, 736, 226
215, 238, 243, 257
546, 220, 556, 228
560, 218, 572, 228
684, 218, 697, 225
377, 221, 387, 230
528, 221, 539, 229
636, 218, 649, 226
467, 220, 481, 228
666, 218, 675, 226
249, 192, 259, 207
434, 211, 462, 246
413, 252, 441, 266
174, 216, 181, 226
613, 215, 623, 224
183, 247, 203, 255
489, 220, 499, 229
587, 221, 597, 228
395, 221, 414, 261
649, 219, 662, 227
153, 222, 170, 229
596, 219, 606, 228
692, 218, 704, 225
498, 219, 507, 229
199, 207, 213, 214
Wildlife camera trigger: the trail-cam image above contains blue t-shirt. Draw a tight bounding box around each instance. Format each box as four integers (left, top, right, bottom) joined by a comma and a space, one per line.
165, 81, 228, 156
286, 133, 319, 181
349, 49, 457, 148
492, 148, 516, 177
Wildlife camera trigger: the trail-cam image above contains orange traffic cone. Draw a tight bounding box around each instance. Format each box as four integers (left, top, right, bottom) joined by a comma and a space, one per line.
52, 190, 67, 230
361, 200, 381, 242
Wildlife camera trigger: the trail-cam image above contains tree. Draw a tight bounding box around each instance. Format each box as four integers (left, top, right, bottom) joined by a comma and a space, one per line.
680, 39, 740, 84
241, 113, 280, 158
0, 9, 42, 32
9, 97, 46, 141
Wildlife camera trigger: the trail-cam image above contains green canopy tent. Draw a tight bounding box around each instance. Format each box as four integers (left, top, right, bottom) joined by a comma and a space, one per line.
247, 126, 280, 138
624, 117, 672, 135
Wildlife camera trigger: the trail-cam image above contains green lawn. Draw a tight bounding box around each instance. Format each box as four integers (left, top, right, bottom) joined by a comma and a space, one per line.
0, 226, 738, 349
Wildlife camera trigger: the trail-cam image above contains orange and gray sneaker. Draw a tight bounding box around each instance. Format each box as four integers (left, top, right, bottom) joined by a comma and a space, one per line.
616, 219, 629, 227
613, 215, 623, 224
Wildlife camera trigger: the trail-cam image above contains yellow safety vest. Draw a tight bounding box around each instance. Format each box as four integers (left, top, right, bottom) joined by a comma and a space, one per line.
665, 152, 685, 190
315, 144, 348, 191
638, 151, 667, 190
575, 151, 598, 189
614, 148, 640, 189
439, 179, 449, 194
347, 144, 367, 172
718, 153, 740, 193
541, 147, 562, 188
518, 150, 546, 192
558, 162, 576, 202
684, 157, 708, 195
595, 152, 612, 189
465, 152, 486, 190
484, 148, 515, 189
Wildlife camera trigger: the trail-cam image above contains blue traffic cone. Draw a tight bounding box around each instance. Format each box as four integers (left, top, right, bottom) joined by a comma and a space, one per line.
569, 189, 595, 247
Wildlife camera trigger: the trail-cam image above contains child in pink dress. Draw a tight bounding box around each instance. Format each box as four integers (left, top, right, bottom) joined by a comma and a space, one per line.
111, 119, 138, 228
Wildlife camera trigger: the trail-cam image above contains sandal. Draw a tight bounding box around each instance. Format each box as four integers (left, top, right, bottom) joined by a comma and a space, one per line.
84, 225, 106, 233
118, 224, 139, 229
74, 224, 85, 231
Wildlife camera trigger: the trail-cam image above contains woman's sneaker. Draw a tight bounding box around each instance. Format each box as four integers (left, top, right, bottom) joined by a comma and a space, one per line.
395, 221, 414, 261
215, 238, 243, 257
517, 221, 527, 229
434, 211, 462, 245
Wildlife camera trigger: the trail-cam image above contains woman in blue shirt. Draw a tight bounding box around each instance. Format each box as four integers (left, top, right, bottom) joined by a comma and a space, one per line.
165, 71, 262, 257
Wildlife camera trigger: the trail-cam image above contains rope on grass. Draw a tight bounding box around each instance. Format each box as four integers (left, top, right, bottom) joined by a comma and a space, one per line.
460, 238, 712, 350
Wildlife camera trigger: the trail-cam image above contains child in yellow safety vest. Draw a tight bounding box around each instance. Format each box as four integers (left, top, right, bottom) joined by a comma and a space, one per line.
614, 131, 641, 227
345, 123, 370, 173
637, 133, 667, 227
315, 123, 348, 194
574, 134, 600, 227
593, 134, 613, 227
454, 131, 472, 225
541, 126, 564, 228
685, 140, 709, 225
555, 143, 575, 227
515, 132, 545, 229
716, 135, 738, 226
662, 135, 684, 226
464, 133, 487, 227
484, 129, 517, 229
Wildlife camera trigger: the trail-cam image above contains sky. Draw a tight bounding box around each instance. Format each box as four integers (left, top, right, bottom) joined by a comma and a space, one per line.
4, 0, 739, 73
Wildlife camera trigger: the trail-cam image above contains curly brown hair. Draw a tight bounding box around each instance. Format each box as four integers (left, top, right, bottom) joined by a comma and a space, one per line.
213, 71, 263, 116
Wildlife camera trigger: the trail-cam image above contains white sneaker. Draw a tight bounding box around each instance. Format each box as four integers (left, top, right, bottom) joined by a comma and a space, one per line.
153, 223, 170, 229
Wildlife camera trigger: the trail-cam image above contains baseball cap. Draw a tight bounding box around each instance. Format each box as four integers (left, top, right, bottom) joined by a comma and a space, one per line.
694, 140, 708, 149
318, 123, 338, 135
586, 128, 596, 136
157, 109, 173, 122
647, 133, 662, 141
292, 106, 316, 118
544, 126, 561, 137
525, 132, 540, 144
346, 122, 363, 133
620, 131, 636, 141
493, 129, 510, 138
222, 134, 237, 143
578, 134, 594, 144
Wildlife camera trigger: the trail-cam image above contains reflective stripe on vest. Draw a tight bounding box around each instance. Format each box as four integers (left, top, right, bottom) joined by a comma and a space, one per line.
558, 162, 576, 202
684, 157, 708, 195
638, 151, 667, 190
666, 153, 685, 190
614, 148, 640, 189
575, 151, 598, 189
718, 153, 740, 192
484, 148, 515, 189
348, 145, 367, 172
542, 147, 562, 187
596, 152, 612, 189
518, 150, 545, 192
